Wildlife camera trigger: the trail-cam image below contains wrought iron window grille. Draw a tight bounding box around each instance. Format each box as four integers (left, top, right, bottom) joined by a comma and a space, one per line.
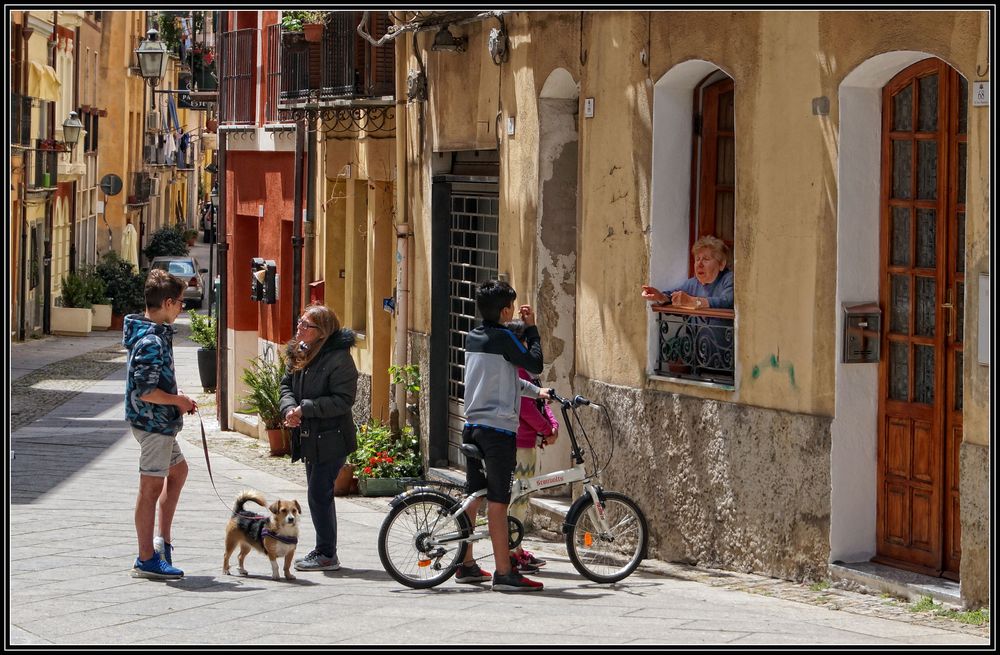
654, 305, 736, 387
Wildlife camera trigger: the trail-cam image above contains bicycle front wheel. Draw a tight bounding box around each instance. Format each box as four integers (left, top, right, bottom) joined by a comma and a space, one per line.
566, 491, 648, 583
377, 493, 471, 589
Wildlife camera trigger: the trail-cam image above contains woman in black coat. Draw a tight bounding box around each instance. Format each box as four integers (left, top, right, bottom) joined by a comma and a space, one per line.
280, 304, 358, 572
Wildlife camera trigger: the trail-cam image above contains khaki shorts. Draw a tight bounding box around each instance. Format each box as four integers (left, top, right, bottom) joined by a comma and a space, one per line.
131, 426, 185, 477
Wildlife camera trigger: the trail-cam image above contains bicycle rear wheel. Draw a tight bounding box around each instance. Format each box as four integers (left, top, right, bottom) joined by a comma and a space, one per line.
566, 491, 648, 583
377, 493, 471, 589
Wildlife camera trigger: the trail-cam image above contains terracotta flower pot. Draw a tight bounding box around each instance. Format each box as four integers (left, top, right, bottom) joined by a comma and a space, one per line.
303, 22, 323, 43
334, 463, 357, 496
266, 428, 290, 456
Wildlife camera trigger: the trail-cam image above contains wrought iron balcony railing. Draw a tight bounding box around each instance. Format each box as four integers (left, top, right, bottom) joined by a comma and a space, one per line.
654, 305, 736, 386
128, 171, 153, 205
278, 11, 395, 105
22, 145, 59, 191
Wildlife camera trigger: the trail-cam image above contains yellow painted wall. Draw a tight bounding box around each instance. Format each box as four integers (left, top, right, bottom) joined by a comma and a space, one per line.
403, 10, 990, 427
99, 11, 147, 258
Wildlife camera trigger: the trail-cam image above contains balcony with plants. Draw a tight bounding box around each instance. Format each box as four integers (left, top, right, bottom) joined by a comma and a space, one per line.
277, 11, 395, 106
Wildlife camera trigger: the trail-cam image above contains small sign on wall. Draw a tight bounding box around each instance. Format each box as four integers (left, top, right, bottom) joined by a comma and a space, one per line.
973, 81, 990, 107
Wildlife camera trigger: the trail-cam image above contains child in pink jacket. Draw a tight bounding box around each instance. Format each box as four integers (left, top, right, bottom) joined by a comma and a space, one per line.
506, 320, 559, 573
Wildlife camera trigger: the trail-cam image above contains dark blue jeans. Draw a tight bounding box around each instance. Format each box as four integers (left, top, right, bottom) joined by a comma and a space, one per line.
304, 455, 347, 558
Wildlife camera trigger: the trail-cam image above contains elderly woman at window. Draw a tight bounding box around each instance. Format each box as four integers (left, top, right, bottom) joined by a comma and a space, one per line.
641, 235, 733, 310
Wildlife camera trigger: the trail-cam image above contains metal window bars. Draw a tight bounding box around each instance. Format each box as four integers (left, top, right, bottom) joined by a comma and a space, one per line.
654, 306, 735, 386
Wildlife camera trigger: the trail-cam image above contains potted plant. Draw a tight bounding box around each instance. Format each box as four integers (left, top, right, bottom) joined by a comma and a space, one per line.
96, 251, 147, 329
239, 353, 290, 456
143, 224, 189, 260
281, 10, 326, 42
182, 228, 199, 247
77, 264, 113, 330
188, 310, 217, 392
51, 271, 94, 335
348, 420, 422, 497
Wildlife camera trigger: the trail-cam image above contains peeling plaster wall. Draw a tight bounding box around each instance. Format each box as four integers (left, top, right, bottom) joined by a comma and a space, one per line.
576, 376, 832, 581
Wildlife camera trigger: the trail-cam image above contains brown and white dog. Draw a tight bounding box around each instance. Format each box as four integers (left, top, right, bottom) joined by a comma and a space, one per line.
223, 490, 301, 581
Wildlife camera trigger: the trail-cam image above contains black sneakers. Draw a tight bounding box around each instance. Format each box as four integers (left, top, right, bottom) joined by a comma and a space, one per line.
455, 562, 492, 583
491, 571, 544, 592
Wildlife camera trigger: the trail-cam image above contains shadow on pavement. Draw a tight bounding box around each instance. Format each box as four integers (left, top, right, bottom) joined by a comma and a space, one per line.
10, 393, 132, 505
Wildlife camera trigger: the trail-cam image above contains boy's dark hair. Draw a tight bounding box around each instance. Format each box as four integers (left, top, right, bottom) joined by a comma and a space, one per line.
145, 269, 185, 309
476, 279, 517, 323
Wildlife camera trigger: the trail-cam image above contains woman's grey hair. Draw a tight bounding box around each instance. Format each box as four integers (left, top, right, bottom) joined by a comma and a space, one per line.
692, 235, 729, 267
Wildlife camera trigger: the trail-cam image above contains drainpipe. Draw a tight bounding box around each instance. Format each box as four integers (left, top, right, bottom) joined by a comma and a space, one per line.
291, 115, 305, 335
17, 18, 33, 341
392, 31, 411, 424
216, 11, 230, 431
305, 113, 317, 286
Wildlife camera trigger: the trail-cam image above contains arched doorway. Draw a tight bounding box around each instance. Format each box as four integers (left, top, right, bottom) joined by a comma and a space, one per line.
876, 57, 966, 579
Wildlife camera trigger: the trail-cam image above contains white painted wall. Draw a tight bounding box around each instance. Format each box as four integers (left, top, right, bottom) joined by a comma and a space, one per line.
832, 50, 933, 563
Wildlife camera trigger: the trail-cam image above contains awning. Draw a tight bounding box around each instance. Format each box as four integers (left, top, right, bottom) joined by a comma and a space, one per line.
28, 62, 61, 103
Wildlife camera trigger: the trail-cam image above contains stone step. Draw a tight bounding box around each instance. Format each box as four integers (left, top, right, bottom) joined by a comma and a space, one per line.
829, 560, 962, 608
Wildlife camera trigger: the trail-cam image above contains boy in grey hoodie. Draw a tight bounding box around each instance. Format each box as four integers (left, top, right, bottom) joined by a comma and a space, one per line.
123, 269, 197, 579
457, 279, 551, 592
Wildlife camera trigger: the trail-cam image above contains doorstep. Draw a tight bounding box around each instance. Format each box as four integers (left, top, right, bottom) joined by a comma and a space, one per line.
829, 560, 962, 607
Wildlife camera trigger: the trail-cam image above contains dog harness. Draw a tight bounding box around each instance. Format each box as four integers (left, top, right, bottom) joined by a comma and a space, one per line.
234, 511, 298, 546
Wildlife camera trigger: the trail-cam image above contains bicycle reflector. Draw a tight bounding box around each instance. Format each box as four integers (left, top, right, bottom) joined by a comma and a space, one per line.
417, 557, 431, 567
583, 532, 593, 548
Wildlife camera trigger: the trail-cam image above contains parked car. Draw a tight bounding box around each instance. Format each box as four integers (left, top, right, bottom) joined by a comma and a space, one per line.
149, 255, 207, 309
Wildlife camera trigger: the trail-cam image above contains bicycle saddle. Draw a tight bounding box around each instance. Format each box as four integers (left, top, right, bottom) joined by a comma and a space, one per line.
459, 443, 485, 461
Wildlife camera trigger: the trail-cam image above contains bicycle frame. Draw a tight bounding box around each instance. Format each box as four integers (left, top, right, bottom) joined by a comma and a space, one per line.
424, 393, 611, 551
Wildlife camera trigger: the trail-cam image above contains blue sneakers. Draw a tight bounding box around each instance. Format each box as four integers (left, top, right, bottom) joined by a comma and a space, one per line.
132, 555, 183, 579
153, 536, 174, 565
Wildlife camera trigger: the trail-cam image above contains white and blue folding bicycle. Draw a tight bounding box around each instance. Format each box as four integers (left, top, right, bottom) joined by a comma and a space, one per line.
377, 391, 649, 588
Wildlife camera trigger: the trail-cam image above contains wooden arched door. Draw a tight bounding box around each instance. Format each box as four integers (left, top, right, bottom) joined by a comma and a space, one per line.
876, 58, 966, 579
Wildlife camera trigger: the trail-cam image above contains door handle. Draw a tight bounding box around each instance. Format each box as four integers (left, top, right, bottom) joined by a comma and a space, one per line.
942, 289, 955, 338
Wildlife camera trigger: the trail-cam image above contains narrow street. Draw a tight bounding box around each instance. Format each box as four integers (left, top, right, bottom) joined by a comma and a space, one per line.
7, 328, 989, 646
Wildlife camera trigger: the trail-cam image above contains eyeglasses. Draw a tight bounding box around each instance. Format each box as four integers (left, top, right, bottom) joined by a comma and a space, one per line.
297, 319, 319, 330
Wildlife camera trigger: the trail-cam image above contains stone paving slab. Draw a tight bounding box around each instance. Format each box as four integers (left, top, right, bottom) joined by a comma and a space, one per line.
7, 328, 991, 646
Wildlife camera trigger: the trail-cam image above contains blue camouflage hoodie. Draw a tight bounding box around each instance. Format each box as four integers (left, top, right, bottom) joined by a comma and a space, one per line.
123, 314, 183, 436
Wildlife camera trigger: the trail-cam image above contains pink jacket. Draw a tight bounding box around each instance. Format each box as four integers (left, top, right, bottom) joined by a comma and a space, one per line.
516, 368, 559, 448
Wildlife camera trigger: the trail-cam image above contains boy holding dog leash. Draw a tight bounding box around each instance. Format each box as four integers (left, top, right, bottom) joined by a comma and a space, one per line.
123, 269, 198, 580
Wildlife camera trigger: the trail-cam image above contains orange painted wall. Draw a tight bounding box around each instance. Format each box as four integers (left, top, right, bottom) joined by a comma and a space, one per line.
227, 150, 298, 344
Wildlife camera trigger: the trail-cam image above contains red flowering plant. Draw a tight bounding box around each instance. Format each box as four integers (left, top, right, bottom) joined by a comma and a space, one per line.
348, 419, 421, 480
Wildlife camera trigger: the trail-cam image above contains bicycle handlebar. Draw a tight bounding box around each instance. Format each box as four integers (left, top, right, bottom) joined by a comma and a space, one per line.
548, 390, 596, 409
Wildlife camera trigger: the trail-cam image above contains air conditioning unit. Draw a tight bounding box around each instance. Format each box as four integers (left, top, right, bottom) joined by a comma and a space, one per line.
143, 144, 156, 164
149, 176, 161, 197
145, 110, 160, 132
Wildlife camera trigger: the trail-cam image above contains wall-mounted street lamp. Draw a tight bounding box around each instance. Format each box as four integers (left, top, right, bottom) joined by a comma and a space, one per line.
135, 27, 169, 87
62, 111, 83, 147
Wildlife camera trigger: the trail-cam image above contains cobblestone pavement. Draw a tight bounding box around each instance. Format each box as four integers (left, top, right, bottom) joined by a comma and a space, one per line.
14, 323, 990, 642
10, 343, 128, 431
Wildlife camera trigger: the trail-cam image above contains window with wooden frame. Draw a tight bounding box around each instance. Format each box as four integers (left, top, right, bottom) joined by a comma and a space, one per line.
690, 71, 735, 275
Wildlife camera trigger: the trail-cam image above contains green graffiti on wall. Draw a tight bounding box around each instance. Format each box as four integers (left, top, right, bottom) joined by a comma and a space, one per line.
751, 353, 796, 388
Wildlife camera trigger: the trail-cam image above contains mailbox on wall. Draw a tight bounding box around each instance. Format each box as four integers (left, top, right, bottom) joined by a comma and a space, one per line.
843, 302, 881, 363
250, 257, 265, 301
263, 260, 277, 304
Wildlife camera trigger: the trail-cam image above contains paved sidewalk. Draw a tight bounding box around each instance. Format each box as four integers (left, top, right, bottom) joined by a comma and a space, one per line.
7, 327, 991, 646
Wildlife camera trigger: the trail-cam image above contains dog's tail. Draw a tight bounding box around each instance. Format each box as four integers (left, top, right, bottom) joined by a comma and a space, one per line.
232, 489, 267, 516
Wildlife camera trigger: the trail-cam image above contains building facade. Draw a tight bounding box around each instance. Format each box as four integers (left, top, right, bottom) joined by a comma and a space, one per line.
393, 10, 990, 607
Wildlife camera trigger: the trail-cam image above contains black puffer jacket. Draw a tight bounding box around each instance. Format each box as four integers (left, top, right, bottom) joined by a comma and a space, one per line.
279, 329, 359, 464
